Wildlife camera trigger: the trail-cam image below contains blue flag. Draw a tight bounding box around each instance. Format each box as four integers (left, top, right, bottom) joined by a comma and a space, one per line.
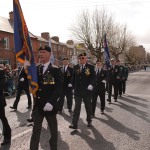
103, 33, 110, 68
13, 0, 38, 95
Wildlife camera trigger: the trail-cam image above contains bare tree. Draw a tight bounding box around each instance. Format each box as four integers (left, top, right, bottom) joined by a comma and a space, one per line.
70, 8, 116, 60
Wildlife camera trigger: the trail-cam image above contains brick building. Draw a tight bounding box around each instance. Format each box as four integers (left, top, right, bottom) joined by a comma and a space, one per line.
0, 11, 85, 68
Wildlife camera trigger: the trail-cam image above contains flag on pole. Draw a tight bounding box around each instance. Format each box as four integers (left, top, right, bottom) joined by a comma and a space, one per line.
13, 0, 38, 95
103, 33, 110, 68
49, 37, 55, 64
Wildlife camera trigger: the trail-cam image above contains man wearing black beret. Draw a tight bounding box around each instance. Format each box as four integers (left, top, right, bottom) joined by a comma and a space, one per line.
57, 57, 73, 113
69, 52, 95, 129
92, 60, 107, 116
30, 45, 63, 150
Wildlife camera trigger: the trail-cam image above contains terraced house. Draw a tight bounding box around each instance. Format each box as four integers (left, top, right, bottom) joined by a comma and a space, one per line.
0, 11, 86, 68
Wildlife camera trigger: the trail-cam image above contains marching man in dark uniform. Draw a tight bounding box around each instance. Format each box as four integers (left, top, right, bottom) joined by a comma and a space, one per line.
107, 58, 120, 103
10, 63, 32, 110
116, 60, 125, 97
30, 45, 62, 150
69, 52, 95, 129
0, 64, 11, 145
122, 64, 129, 94
57, 57, 73, 113
92, 60, 107, 116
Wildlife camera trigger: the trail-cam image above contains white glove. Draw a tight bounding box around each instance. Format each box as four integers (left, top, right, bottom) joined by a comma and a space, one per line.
102, 80, 106, 84
20, 78, 24, 81
24, 60, 30, 68
72, 89, 74, 93
87, 85, 93, 90
43, 103, 53, 111
68, 84, 72, 87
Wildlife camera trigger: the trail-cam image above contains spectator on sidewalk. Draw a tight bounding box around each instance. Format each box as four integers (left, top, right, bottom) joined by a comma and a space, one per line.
0, 64, 11, 146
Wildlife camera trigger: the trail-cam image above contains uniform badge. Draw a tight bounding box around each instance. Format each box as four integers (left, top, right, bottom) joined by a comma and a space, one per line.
85, 68, 90, 76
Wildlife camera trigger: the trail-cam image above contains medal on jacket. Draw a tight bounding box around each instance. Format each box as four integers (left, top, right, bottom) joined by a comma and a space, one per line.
85, 68, 90, 76
43, 72, 55, 85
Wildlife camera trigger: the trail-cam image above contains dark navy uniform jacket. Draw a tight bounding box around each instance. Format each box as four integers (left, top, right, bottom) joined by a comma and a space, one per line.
33, 63, 63, 115
61, 66, 73, 88
0, 68, 6, 109
72, 63, 95, 97
94, 68, 107, 90
17, 67, 29, 88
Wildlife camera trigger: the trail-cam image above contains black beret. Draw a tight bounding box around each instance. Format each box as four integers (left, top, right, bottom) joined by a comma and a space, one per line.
62, 57, 69, 61
39, 45, 51, 52
78, 52, 87, 57
96, 59, 102, 63
116, 59, 120, 62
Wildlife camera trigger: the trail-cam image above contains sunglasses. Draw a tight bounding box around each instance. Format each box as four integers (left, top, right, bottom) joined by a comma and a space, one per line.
79, 57, 85, 60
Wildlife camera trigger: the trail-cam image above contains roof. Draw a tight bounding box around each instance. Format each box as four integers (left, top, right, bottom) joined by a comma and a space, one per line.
0, 16, 37, 39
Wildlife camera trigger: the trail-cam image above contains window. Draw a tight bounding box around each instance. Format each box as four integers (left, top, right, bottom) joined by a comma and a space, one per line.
0, 59, 10, 65
4, 37, 9, 49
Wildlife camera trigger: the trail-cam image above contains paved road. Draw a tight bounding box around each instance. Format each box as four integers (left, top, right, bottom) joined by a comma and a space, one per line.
0, 70, 150, 150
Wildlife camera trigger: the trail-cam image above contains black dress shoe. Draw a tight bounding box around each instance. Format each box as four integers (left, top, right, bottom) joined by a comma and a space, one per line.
101, 111, 104, 115
1, 139, 11, 145
10, 106, 17, 110
114, 99, 117, 102
69, 125, 78, 129
26, 106, 31, 109
27, 118, 33, 122
87, 123, 92, 127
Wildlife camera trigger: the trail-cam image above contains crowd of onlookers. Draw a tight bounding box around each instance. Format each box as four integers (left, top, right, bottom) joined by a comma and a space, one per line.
0, 64, 19, 97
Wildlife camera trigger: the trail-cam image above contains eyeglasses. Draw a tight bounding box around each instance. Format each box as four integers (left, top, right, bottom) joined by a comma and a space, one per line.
79, 57, 85, 60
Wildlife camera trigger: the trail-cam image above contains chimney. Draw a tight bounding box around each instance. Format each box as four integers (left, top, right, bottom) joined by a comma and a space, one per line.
51, 36, 59, 42
66, 40, 74, 45
41, 32, 50, 41
9, 11, 14, 20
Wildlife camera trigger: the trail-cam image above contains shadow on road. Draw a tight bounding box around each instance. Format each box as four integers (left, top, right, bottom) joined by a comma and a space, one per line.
70, 119, 116, 150
126, 94, 148, 102
114, 101, 150, 124
0, 143, 11, 150
40, 127, 69, 150
120, 96, 148, 108
96, 113, 140, 140
15, 109, 31, 126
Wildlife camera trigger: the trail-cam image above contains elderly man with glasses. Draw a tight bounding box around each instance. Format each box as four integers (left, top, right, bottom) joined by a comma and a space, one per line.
69, 52, 95, 129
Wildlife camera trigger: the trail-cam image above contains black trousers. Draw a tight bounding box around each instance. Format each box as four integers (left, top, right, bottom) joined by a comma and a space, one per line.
13, 85, 32, 108
108, 80, 119, 101
30, 107, 57, 150
0, 108, 11, 140
72, 95, 92, 126
118, 80, 123, 96
122, 80, 127, 93
92, 87, 105, 115
57, 88, 73, 111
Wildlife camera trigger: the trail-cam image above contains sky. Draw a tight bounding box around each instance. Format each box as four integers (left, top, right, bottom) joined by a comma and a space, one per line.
1, 0, 150, 52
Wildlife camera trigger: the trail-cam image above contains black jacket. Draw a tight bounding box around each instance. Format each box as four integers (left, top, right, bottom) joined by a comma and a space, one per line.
0, 69, 6, 109
17, 67, 29, 88
72, 63, 95, 97
94, 68, 107, 90
33, 63, 63, 115
61, 66, 73, 88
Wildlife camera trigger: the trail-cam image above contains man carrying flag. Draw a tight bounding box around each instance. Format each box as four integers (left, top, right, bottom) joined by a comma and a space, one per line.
13, 0, 38, 96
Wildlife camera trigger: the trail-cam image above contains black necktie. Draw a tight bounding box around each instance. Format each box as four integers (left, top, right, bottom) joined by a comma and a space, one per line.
64, 67, 65, 73
81, 65, 84, 72
97, 69, 99, 74
41, 65, 44, 75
